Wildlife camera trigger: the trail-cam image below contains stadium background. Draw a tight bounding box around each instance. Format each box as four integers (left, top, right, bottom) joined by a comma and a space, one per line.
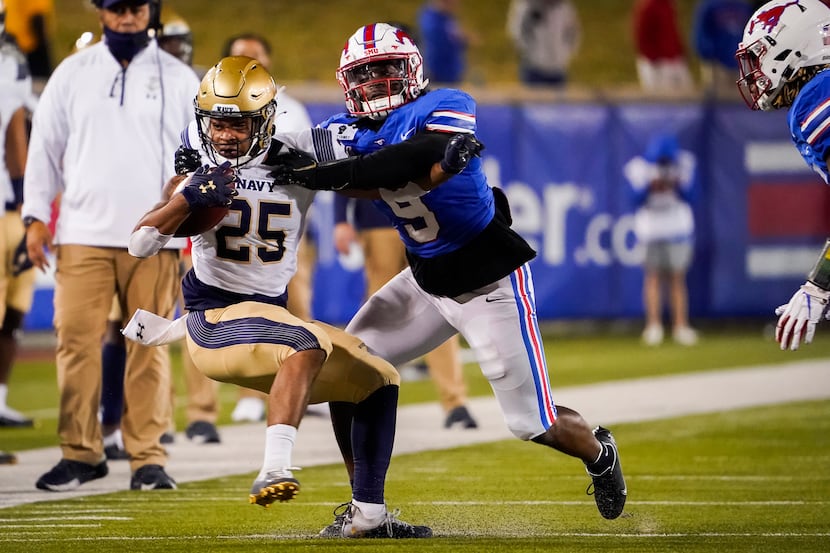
24, 0, 830, 329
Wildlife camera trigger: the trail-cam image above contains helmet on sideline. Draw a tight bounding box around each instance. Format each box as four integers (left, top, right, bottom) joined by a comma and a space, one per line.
158, 10, 193, 65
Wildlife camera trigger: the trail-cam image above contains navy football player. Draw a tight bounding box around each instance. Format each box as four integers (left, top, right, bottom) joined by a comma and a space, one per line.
270, 23, 628, 528
735, 0, 830, 350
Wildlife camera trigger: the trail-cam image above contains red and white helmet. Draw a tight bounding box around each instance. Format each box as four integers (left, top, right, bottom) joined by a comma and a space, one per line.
337, 23, 428, 120
736, 0, 830, 111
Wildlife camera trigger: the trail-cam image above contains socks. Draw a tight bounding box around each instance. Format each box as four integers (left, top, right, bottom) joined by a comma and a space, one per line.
100, 342, 127, 426
351, 499, 386, 526
0, 383, 7, 408
351, 385, 398, 505
259, 423, 297, 478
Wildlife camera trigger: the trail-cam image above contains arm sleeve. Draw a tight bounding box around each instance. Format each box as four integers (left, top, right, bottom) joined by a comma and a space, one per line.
311, 131, 453, 191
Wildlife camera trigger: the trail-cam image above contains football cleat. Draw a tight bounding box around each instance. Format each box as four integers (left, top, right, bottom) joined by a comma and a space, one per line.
249, 468, 300, 507
586, 426, 627, 519
341, 503, 433, 539
318, 502, 351, 538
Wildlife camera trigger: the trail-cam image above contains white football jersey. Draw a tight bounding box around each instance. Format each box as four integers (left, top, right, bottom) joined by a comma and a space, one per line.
183, 122, 345, 299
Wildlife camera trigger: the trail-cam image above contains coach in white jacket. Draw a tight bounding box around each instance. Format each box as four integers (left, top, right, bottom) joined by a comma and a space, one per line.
21, 0, 198, 492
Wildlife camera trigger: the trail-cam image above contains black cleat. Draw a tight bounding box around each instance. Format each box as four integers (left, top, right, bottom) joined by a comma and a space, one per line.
130, 464, 177, 490
444, 405, 478, 429
36, 459, 108, 491
249, 468, 300, 507
185, 421, 221, 444
318, 502, 351, 537
342, 503, 433, 539
586, 426, 627, 519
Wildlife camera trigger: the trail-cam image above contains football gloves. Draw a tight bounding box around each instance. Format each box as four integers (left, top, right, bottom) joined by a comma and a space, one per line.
269, 149, 327, 189
440, 133, 484, 174
181, 161, 238, 210
774, 281, 830, 351
174, 145, 202, 176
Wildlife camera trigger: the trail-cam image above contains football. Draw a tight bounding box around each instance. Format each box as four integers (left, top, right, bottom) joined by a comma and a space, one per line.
172, 172, 231, 237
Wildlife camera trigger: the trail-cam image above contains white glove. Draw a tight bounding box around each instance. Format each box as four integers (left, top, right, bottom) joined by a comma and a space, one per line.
774, 282, 830, 351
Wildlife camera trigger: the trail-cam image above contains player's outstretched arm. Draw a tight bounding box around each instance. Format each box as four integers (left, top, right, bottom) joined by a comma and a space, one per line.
270, 132, 483, 192
775, 238, 830, 350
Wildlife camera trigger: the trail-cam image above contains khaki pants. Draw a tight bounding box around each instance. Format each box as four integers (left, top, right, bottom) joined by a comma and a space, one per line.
53, 245, 179, 471
360, 228, 467, 412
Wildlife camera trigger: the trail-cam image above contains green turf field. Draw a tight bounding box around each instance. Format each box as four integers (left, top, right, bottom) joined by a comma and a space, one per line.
2, 399, 828, 552
3, 327, 829, 551
4, 325, 830, 451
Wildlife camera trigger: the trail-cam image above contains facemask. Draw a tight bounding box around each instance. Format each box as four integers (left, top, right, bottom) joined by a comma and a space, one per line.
103, 26, 150, 63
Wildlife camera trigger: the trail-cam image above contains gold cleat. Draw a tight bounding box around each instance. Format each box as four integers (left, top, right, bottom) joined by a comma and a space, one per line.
249, 470, 300, 507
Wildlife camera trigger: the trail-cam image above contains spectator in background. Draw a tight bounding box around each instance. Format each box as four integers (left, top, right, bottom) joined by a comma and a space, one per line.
220, 32, 316, 423
417, 0, 472, 85
333, 197, 478, 429
692, 0, 753, 98
0, 1, 35, 429
632, 0, 694, 93
624, 133, 698, 347
3, 0, 53, 79
22, 0, 199, 492
506, 0, 581, 87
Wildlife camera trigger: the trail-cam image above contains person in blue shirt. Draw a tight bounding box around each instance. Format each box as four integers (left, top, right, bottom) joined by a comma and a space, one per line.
735, 0, 830, 350
271, 22, 628, 530
417, 0, 471, 84
693, 0, 753, 96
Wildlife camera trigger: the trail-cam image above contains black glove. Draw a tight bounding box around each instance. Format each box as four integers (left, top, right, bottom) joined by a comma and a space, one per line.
440, 133, 484, 174
11, 235, 33, 276
269, 149, 325, 189
174, 145, 202, 176
181, 162, 238, 209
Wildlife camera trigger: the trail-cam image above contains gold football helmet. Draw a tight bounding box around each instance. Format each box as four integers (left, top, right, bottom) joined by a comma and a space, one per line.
195, 56, 277, 167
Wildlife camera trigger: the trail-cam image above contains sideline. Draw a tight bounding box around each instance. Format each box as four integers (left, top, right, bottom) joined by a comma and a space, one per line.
1, 359, 828, 510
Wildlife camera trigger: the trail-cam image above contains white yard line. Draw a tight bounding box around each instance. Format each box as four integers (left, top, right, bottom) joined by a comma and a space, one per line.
1, 359, 828, 510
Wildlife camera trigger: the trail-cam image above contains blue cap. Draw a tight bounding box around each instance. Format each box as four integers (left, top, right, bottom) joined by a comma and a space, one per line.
644, 133, 679, 164
96, 0, 149, 9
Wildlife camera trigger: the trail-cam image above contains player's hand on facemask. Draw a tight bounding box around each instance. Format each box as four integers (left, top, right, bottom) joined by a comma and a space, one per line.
269, 149, 321, 188
774, 281, 830, 351
181, 161, 238, 210
174, 145, 202, 176
440, 133, 485, 174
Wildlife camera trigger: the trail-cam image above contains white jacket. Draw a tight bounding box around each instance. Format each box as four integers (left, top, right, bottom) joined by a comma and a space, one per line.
22, 40, 199, 248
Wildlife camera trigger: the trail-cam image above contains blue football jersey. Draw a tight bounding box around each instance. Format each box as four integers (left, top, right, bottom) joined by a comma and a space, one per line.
320, 88, 495, 258
788, 69, 830, 184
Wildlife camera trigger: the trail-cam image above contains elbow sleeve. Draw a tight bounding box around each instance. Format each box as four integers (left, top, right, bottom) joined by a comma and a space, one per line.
129, 226, 173, 258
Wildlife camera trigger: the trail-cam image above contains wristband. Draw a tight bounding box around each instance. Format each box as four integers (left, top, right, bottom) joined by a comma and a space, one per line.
807, 238, 830, 290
